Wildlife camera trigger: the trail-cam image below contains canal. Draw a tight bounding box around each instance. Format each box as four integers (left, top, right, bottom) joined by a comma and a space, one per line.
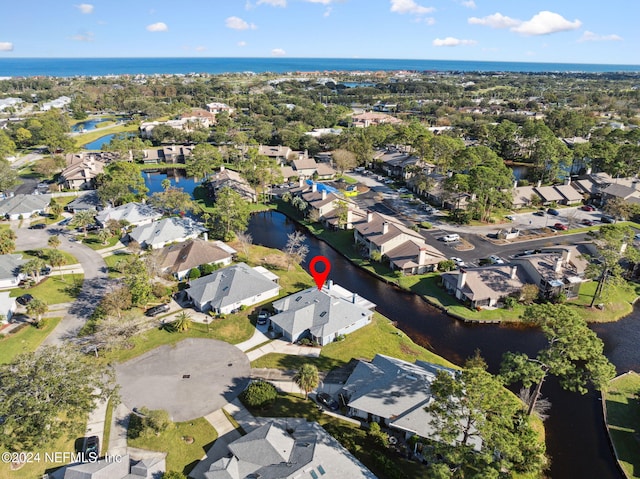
248, 210, 627, 479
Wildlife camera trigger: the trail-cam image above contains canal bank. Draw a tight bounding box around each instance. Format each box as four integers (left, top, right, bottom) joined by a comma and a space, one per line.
247, 210, 625, 479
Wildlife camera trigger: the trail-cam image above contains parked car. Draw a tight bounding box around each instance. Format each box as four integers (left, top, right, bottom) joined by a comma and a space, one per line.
533, 210, 545, 217
450, 257, 465, 267
58, 217, 72, 226
547, 208, 560, 216
489, 255, 504, 264
580, 219, 595, 226
16, 294, 34, 306
398, 188, 409, 193
505, 215, 516, 221
83, 435, 99, 459
145, 304, 170, 317
41, 266, 51, 275
553, 223, 568, 230
600, 215, 615, 224
29, 223, 46, 229
257, 308, 270, 325
315, 392, 339, 411
441, 234, 460, 242
581, 204, 596, 211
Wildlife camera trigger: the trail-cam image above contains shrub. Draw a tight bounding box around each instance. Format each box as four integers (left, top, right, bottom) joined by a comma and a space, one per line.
152, 282, 169, 299
368, 422, 389, 449
129, 407, 174, 438
199, 263, 215, 275
240, 380, 278, 409
370, 251, 382, 262
163, 472, 187, 479
503, 296, 518, 310
419, 221, 432, 229
438, 259, 456, 272
188, 268, 201, 280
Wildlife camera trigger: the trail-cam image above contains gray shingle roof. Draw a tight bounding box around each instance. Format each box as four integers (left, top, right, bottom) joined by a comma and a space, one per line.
0, 254, 26, 281
96, 202, 162, 226
67, 191, 103, 211
186, 263, 280, 311
128, 217, 206, 248
0, 194, 50, 217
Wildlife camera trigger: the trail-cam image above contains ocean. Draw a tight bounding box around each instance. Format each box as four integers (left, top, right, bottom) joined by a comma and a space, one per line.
1, 57, 640, 77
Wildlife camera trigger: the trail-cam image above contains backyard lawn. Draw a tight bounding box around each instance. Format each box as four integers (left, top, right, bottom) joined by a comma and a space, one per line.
128, 417, 217, 476
0, 317, 62, 364
250, 313, 458, 371
604, 372, 640, 478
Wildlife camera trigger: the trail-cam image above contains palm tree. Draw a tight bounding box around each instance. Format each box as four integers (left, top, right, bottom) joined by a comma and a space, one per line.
49, 201, 63, 219
21, 258, 47, 284
97, 229, 111, 246
293, 363, 319, 400
70, 209, 97, 237
47, 235, 61, 250
48, 249, 67, 280
26, 298, 48, 326
172, 311, 192, 332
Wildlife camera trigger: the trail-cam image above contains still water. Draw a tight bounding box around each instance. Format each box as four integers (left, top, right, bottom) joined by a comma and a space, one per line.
248, 210, 628, 479
143, 170, 201, 196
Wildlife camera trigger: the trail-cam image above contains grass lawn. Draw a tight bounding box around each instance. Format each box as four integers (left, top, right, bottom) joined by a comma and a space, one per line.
19, 248, 79, 266
246, 392, 429, 479
0, 317, 62, 364
101, 398, 114, 456
127, 417, 217, 476
10, 274, 83, 305
251, 313, 458, 371
604, 372, 640, 478
74, 123, 139, 148
79, 234, 122, 250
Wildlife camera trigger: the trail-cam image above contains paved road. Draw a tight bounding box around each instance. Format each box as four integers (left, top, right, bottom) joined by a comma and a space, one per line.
13, 221, 109, 345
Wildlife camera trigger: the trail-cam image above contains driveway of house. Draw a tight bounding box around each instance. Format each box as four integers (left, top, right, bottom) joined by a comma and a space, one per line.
115, 338, 251, 422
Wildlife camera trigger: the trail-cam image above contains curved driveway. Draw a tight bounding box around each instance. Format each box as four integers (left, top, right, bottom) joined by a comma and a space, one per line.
14, 222, 110, 346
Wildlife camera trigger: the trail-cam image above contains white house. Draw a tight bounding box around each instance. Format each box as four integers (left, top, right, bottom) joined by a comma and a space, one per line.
0, 194, 51, 220
127, 217, 206, 250
185, 262, 280, 314
0, 254, 27, 289
96, 202, 162, 228
0, 291, 17, 323
270, 281, 376, 346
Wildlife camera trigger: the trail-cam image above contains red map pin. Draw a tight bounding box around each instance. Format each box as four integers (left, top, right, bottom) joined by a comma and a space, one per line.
309, 256, 331, 290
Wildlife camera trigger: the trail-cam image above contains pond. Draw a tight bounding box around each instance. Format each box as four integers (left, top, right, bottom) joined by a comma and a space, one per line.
81, 132, 135, 150
143, 170, 202, 196
247, 210, 627, 479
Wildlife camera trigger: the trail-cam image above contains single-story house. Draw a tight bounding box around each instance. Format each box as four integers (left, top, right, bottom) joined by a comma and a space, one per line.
66, 191, 103, 213
554, 183, 584, 205
59, 156, 106, 190
96, 202, 162, 227
270, 281, 376, 346
0, 291, 17, 323
206, 167, 257, 203
127, 217, 206, 250
0, 194, 51, 220
533, 186, 564, 205
340, 354, 480, 449
0, 254, 27, 289
185, 262, 280, 314
601, 183, 640, 202
156, 239, 237, 280
258, 145, 292, 164
512, 186, 538, 209
49, 453, 165, 479
441, 265, 527, 309
193, 419, 376, 479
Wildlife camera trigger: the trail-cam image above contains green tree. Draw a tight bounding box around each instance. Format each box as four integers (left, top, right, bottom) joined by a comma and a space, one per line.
129, 407, 174, 439
207, 187, 251, 241
0, 130, 16, 161
185, 144, 222, 178
427, 356, 547, 477
122, 257, 152, 307
148, 187, 195, 214
172, 311, 193, 333
294, 363, 319, 400
501, 304, 616, 416
332, 149, 357, 174
49, 199, 63, 219
0, 159, 19, 193
47, 249, 67, 280
188, 267, 201, 280
47, 235, 61, 250
97, 228, 112, 245
240, 380, 278, 409
14, 127, 32, 148
0, 229, 16, 254
585, 224, 640, 307
26, 298, 48, 325
0, 346, 115, 450
96, 162, 148, 206
70, 209, 96, 237
20, 258, 47, 284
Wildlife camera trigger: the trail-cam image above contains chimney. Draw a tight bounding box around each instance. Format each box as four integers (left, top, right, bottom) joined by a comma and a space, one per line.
322, 190, 327, 200
514, 180, 518, 189
510, 265, 517, 280
418, 247, 427, 265
457, 269, 467, 289
203, 232, 208, 242
352, 293, 358, 303
382, 222, 389, 234
555, 257, 563, 273
561, 248, 571, 265
367, 211, 373, 223
346, 209, 354, 227
586, 167, 592, 175
536, 180, 542, 188
620, 242, 628, 255
564, 177, 572, 186
312, 183, 318, 193
220, 165, 225, 172
299, 178, 304, 188
326, 279, 333, 290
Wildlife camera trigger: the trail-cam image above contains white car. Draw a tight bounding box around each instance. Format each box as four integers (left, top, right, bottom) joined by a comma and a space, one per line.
505, 215, 516, 221
489, 255, 505, 264
450, 257, 465, 267
442, 234, 460, 242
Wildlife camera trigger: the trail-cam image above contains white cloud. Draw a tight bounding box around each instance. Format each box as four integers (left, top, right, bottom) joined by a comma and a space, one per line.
390, 0, 434, 15
146, 22, 168, 32
433, 37, 477, 47
0, 42, 14, 51
512, 11, 581, 36
195, 46, 207, 51
468, 12, 520, 29
271, 48, 286, 56
323, 7, 332, 17
75, 3, 94, 14
461, 0, 475, 8
579, 31, 623, 42
225, 16, 257, 30
257, 0, 286, 6
71, 31, 94, 42
305, 0, 334, 4
238, 41, 247, 47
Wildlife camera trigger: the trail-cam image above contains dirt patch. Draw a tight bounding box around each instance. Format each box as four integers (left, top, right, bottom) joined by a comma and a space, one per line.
399, 343, 420, 357
261, 254, 288, 270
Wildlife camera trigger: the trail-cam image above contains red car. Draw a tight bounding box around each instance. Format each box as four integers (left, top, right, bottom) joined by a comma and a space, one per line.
554, 223, 568, 230
581, 219, 595, 226
581, 205, 596, 211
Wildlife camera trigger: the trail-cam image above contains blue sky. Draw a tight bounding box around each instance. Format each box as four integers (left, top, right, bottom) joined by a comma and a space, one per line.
0, 0, 637, 64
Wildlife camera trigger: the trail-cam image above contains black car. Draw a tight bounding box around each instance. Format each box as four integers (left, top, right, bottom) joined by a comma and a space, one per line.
145, 304, 170, 317
601, 215, 615, 224
315, 392, 339, 411
16, 294, 34, 306
29, 223, 47, 229
547, 208, 560, 216
533, 210, 545, 216
83, 435, 99, 460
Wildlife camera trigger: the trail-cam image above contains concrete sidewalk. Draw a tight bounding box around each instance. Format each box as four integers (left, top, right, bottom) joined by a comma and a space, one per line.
85, 398, 108, 450
245, 338, 321, 362
235, 323, 270, 352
